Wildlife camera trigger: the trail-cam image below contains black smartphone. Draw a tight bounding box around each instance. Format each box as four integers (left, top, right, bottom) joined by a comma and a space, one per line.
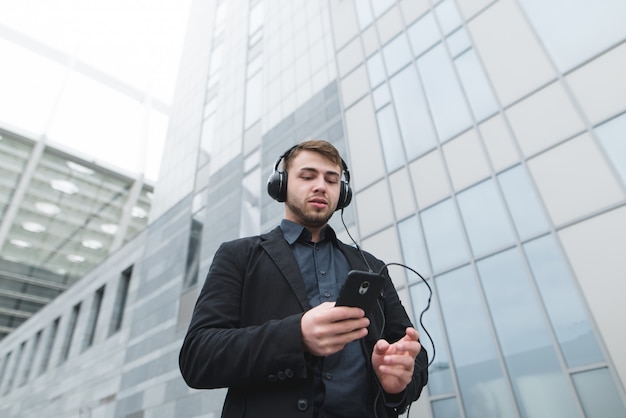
336, 270, 384, 313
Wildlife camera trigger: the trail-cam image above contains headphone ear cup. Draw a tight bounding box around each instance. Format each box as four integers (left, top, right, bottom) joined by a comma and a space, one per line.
336, 180, 352, 210
267, 170, 287, 202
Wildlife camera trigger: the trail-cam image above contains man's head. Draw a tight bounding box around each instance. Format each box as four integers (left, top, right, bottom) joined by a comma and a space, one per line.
267, 140, 352, 231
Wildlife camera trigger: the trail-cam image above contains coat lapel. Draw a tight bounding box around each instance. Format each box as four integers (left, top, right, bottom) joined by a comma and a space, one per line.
260, 227, 310, 310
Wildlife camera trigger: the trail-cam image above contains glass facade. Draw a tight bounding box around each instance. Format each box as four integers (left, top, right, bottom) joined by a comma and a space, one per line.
1, 1, 625, 417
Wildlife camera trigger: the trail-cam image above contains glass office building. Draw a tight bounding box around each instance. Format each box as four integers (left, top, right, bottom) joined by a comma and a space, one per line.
1, 1, 626, 417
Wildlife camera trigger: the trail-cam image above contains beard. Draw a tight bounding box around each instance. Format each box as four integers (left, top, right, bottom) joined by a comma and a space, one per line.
285, 195, 334, 228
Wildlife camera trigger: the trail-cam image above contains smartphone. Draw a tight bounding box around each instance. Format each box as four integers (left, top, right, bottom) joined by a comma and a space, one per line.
336, 270, 384, 313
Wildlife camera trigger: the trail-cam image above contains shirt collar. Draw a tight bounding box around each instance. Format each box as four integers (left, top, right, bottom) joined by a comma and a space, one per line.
280, 219, 337, 245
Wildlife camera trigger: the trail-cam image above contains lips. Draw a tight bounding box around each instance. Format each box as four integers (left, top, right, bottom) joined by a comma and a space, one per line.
308, 197, 328, 208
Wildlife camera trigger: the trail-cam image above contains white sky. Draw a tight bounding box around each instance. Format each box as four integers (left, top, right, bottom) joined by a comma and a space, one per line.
0, 0, 192, 182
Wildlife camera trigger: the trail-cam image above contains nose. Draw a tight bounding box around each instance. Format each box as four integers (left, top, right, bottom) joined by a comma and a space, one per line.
312, 175, 326, 192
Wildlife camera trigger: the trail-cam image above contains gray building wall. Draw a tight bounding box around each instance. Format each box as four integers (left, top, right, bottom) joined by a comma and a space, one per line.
1, 0, 626, 417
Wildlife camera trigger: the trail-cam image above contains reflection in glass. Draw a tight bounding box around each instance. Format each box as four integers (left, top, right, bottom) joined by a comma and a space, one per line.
477, 249, 580, 418
407, 12, 441, 58
437, 266, 518, 418
432, 397, 461, 418
382, 34, 412, 77
398, 216, 431, 279
376, 105, 405, 171
420, 199, 469, 273
410, 282, 453, 396
572, 368, 626, 418
595, 112, 626, 184
389, 66, 438, 160
524, 235, 605, 368
455, 49, 499, 122
366, 52, 386, 88
417, 44, 473, 142
457, 180, 516, 257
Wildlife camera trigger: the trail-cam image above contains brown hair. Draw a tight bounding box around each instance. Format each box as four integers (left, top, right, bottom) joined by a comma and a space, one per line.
282, 140, 343, 171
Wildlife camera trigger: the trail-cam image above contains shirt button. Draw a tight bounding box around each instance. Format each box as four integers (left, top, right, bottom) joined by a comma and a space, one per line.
324, 372, 332, 380
324, 292, 331, 298
320, 270, 326, 275
297, 399, 309, 411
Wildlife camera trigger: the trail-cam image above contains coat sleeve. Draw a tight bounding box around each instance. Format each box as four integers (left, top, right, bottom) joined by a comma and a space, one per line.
178, 239, 309, 389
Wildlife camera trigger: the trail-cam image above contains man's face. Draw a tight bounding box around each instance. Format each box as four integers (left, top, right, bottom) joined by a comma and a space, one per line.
284, 150, 342, 229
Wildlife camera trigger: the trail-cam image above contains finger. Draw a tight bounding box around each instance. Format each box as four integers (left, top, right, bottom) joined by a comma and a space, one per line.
395, 341, 422, 357
377, 363, 413, 381
329, 306, 367, 321
382, 354, 416, 370
403, 327, 420, 341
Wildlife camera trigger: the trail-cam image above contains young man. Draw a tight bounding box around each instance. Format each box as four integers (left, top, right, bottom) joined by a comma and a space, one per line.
179, 140, 428, 417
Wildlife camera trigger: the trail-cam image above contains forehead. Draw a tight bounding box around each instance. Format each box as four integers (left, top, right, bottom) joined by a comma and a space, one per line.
290, 150, 341, 173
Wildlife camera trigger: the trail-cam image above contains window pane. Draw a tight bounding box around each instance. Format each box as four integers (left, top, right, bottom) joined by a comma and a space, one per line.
477, 249, 581, 418
382, 34, 412, 76
376, 105, 405, 171
372, 83, 390, 110
398, 216, 431, 279
366, 52, 386, 88
244, 71, 262, 128
354, 0, 374, 29
371, 0, 395, 18
408, 12, 441, 57
421, 199, 469, 273
523, 235, 605, 368
457, 180, 516, 257
595, 112, 626, 184
437, 266, 518, 418
432, 397, 462, 418
434, 0, 463, 35
389, 65, 438, 160
519, 0, 626, 71
410, 282, 453, 396
455, 49, 499, 122
417, 44, 473, 142
498, 165, 550, 240
447, 27, 472, 58
572, 368, 626, 418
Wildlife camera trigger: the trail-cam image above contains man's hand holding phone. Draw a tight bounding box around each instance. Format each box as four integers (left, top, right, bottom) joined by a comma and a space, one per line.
300, 302, 369, 357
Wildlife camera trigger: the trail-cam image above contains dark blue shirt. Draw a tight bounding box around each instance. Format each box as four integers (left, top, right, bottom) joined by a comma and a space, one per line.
281, 220, 369, 418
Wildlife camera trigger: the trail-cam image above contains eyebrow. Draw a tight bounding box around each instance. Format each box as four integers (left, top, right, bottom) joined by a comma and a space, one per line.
299, 167, 341, 178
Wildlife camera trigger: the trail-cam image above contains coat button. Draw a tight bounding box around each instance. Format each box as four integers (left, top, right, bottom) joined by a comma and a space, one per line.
268, 374, 277, 382
297, 399, 308, 411
277, 371, 286, 380
285, 368, 294, 378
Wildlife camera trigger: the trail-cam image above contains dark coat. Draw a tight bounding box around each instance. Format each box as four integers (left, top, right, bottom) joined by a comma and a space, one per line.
179, 226, 428, 417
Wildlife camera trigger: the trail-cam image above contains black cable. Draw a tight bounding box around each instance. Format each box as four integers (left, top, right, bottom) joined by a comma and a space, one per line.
379, 262, 436, 370
340, 208, 373, 272
340, 210, 436, 417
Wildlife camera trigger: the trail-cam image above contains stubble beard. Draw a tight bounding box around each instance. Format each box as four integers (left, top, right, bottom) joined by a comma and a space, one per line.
285, 196, 333, 228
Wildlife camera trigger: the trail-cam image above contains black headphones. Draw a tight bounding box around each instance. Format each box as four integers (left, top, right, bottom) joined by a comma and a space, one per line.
267, 145, 353, 210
